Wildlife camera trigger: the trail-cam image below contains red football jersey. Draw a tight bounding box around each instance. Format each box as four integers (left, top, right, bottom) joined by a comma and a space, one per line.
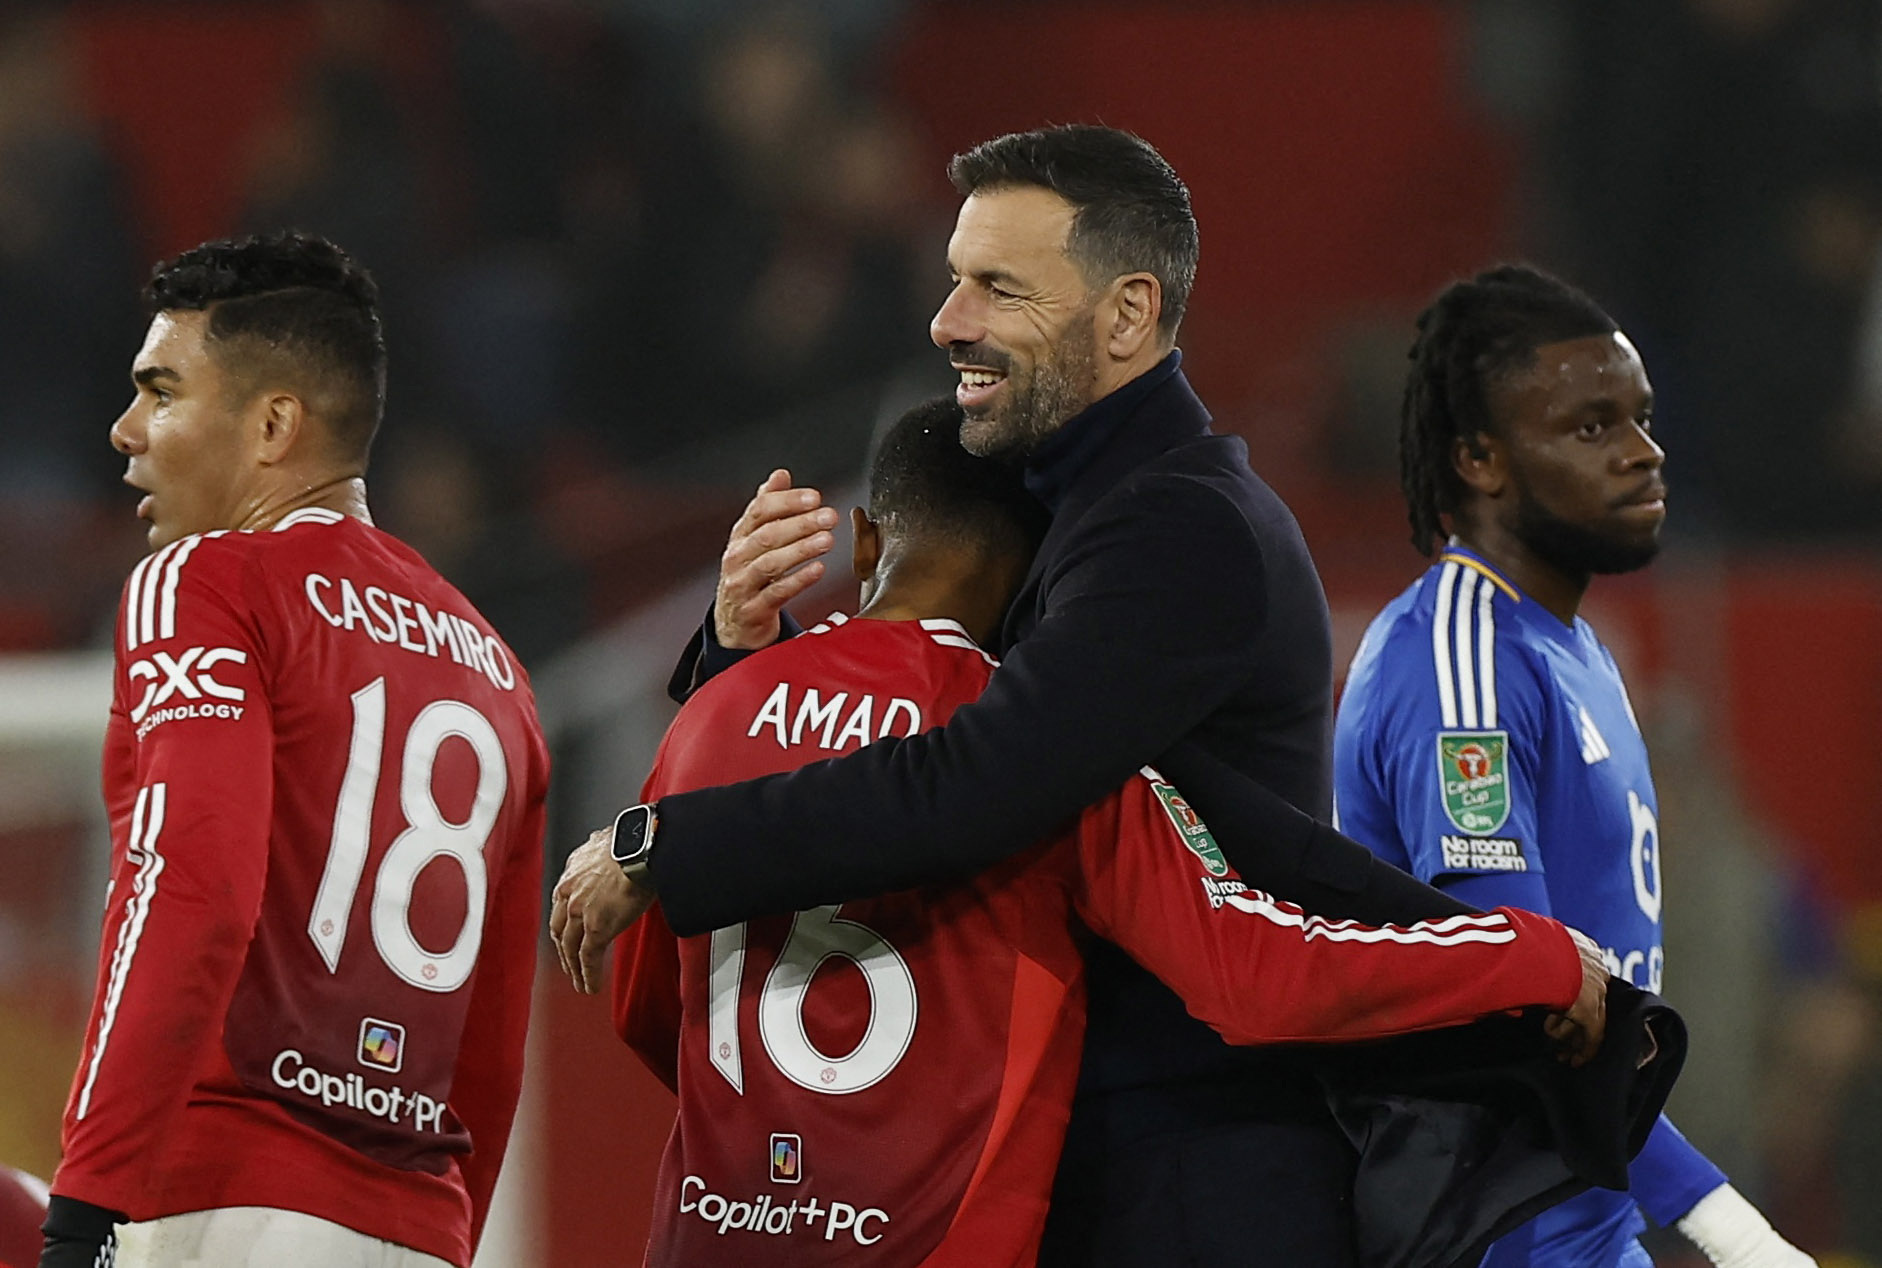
54, 509, 548, 1268
616, 614, 1581, 1267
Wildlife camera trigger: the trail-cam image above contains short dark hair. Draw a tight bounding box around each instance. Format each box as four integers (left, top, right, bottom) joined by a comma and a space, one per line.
949, 125, 1199, 338
1400, 263, 1619, 555
868, 397, 1048, 555
146, 231, 387, 462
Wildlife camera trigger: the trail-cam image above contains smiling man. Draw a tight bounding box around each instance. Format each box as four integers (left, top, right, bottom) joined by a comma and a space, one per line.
555, 125, 1517, 1266
611, 398, 1604, 1268
1334, 265, 1813, 1268
40, 232, 547, 1268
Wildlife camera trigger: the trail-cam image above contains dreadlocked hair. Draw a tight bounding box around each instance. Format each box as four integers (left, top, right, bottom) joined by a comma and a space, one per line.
1399, 263, 1619, 555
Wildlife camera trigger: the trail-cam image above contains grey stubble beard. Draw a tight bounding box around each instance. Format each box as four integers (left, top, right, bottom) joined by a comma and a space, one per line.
959, 314, 1099, 459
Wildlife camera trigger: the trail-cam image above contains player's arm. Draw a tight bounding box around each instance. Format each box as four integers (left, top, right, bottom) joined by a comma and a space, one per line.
449, 761, 546, 1252
1070, 774, 1603, 1054
50, 551, 274, 1231
646, 479, 1455, 937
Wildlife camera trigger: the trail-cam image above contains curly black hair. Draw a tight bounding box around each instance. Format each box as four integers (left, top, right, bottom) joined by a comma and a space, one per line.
1400, 264, 1618, 555
146, 230, 387, 460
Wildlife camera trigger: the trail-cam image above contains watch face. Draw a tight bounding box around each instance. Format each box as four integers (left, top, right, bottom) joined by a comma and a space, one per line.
613, 805, 658, 865
611, 807, 651, 865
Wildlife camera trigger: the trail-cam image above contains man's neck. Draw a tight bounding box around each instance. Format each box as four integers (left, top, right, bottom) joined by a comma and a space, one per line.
1091, 341, 1175, 402
1448, 531, 1587, 626
854, 548, 1023, 648
235, 473, 373, 534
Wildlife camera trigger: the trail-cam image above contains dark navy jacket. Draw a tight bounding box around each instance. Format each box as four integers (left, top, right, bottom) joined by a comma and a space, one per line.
656, 353, 1462, 936
655, 353, 1494, 1263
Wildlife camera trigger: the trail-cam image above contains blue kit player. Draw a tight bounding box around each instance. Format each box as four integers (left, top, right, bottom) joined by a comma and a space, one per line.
1335, 265, 1814, 1268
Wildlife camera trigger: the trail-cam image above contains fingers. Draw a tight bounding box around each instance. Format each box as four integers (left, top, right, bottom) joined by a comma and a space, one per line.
1546, 992, 1608, 1066
1540, 924, 1610, 1066
556, 895, 587, 992
741, 556, 826, 611
728, 476, 830, 547
1543, 1014, 1593, 1067
548, 888, 570, 978
551, 833, 606, 990
729, 470, 798, 533
715, 476, 839, 650
579, 924, 611, 996
722, 511, 837, 588
1578, 994, 1607, 1061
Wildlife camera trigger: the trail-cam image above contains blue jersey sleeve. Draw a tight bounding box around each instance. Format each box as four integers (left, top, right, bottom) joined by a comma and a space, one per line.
1630, 1116, 1727, 1226
1357, 615, 1549, 889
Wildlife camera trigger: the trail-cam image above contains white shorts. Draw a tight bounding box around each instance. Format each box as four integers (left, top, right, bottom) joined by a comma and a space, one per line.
115, 1206, 456, 1268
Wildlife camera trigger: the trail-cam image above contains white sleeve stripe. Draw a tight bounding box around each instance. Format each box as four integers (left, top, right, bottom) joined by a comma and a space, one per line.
76, 782, 167, 1120
155, 534, 207, 641
1299, 923, 1517, 946
1476, 575, 1498, 728
1222, 891, 1519, 945
1432, 562, 1459, 727
122, 552, 157, 651
136, 542, 180, 649
126, 541, 182, 651
1454, 569, 1480, 728
1241, 906, 1513, 935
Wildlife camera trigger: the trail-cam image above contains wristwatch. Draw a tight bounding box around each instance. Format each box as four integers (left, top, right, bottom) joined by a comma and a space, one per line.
609, 802, 659, 886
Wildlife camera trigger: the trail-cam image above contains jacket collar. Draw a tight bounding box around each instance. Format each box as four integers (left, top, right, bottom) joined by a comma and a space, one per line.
1023, 349, 1197, 512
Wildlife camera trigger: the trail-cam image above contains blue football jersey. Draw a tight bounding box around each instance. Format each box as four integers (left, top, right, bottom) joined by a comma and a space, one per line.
1335, 547, 1667, 1267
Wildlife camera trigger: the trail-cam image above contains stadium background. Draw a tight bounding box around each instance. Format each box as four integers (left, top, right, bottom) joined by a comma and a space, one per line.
0, 0, 1879, 1263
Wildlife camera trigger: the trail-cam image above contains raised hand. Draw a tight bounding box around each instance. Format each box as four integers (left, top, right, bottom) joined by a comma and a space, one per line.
714, 469, 839, 651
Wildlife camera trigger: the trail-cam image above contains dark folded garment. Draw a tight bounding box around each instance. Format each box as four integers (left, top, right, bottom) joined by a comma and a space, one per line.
1315, 980, 1685, 1268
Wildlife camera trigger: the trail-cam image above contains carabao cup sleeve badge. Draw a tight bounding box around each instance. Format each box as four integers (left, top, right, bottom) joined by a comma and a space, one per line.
1149, 778, 1231, 876
1437, 731, 1511, 835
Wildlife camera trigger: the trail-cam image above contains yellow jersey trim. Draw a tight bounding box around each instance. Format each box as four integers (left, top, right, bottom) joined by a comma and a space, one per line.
1438, 552, 1520, 603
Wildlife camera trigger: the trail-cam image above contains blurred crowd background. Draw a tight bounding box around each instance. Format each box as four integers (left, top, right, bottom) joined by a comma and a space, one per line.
1, 1, 1880, 1264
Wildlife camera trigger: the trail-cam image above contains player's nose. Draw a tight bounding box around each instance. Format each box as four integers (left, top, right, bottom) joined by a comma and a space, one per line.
109, 401, 144, 455
107, 400, 149, 459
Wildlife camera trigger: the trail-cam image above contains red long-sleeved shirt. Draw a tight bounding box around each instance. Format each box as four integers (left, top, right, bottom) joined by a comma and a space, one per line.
54, 510, 547, 1267
616, 615, 1581, 1267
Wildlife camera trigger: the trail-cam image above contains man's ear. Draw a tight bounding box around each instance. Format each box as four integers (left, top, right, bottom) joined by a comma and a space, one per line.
1102, 272, 1162, 362
1452, 432, 1506, 498
254, 392, 307, 465
851, 506, 881, 583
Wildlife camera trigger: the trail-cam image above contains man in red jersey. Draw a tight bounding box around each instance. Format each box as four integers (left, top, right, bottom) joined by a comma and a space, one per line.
39, 233, 548, 1268
603, 398, 1607, 1268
